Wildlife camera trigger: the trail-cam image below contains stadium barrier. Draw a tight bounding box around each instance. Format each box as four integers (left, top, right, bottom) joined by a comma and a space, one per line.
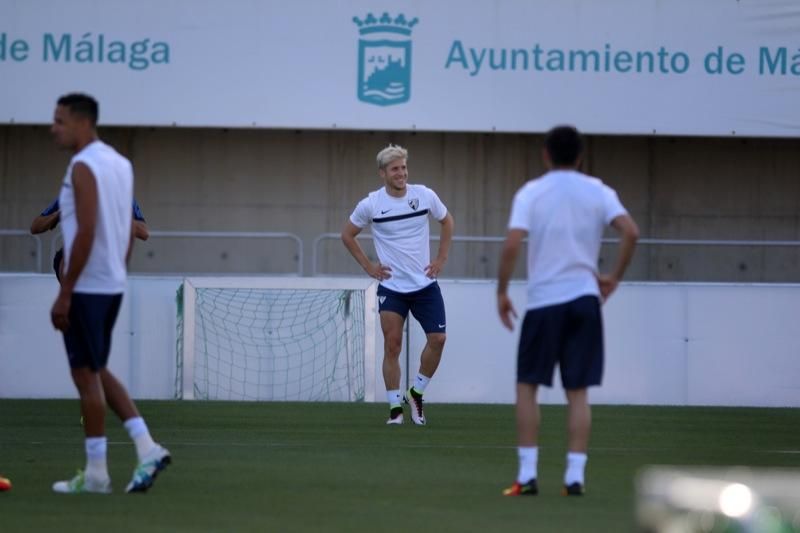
1, 273, 799, 408
3, 229, 799, 282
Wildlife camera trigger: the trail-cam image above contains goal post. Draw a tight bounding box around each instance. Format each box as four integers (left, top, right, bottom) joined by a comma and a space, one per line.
176, 276, 378, 402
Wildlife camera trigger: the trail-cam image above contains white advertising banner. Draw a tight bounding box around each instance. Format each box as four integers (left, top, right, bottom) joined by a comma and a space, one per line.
2, 0, 799, 136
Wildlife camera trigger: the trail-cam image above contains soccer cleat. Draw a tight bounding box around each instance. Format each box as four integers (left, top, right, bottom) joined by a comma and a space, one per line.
386, 406, 404, 425
562, 482, 585, 496
126, 444, 172, 493
503, 479, 538, 496
52, 470, 111, 494
404, 387, 426, 425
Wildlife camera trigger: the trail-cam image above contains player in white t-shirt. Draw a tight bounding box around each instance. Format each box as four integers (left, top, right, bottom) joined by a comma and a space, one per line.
48, 93, 170, 495
496, 126, 639, 497
342, 144, 455, 425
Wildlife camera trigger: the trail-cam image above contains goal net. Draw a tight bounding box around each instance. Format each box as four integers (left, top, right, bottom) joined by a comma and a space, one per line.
176, 277, 378, 402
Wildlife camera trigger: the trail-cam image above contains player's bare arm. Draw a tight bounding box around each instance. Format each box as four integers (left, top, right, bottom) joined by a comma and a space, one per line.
341, 220, 392, 281
30, 210, 60, 234
496, 229, 526, 330
425, 212, 454, 278
133, 219, 149, 241
127, 216, 149, 263
51, 162, 97, 332
597, 214, 640, 301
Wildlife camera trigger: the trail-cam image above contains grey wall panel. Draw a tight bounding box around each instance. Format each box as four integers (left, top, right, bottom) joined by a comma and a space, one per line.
1, 126, 798, 281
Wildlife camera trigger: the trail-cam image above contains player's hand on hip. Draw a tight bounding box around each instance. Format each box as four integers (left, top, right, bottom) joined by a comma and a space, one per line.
366, 262, 392, 281
424, 258, 446, 279
497, 293, 517, 331
51, 292, 71, 332
597, 274, 619, 302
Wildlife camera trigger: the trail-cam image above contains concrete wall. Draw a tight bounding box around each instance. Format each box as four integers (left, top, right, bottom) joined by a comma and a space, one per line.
0, 274, 178, 399
1, 274, 799, 407
1, 126, 799, 280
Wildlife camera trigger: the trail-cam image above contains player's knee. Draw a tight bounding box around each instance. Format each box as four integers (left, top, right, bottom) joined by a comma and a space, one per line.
427, 333, 446, 352
565, 387, 589, 404
384, 336, 403, 358
70, 367, 101, 394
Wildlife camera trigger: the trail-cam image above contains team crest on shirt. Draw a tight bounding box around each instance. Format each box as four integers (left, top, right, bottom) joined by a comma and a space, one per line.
408, 198, 419, 210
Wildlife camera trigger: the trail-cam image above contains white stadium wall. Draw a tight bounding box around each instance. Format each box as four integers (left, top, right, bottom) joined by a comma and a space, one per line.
0, 275, 179, 400
1, 274, 798, 407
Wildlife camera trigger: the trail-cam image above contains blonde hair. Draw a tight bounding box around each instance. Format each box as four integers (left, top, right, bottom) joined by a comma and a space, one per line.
376, 144, 408, 169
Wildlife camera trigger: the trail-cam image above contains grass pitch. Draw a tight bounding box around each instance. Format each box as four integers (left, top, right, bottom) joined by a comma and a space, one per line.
1, 400, 798, 532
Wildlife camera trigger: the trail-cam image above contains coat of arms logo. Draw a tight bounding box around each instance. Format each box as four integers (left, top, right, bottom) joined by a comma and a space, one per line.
353, 12, 418, 106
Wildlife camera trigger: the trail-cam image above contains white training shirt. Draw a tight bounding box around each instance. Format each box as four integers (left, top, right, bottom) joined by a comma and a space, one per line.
59, 140, 133, 294
350, 184, 448, 293
508, 169, 628, 310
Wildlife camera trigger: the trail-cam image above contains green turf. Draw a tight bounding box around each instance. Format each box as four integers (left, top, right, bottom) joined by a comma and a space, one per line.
1, 400, 798, 532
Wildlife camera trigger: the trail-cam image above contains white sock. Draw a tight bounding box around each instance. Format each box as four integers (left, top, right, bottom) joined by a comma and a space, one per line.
412, 373, 431, 394
517, 446, 538, 483
85, 436, 109, 480
387, 390, 402, 408
124, 417, 156, 461
564, 452, 587, 485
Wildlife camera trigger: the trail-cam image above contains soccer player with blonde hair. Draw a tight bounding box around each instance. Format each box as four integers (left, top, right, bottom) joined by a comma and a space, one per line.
342, 144, 454, 425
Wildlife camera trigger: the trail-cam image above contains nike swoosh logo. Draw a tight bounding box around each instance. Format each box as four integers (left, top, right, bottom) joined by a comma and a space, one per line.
438, 324, 446, 328
381, 209, 391, 214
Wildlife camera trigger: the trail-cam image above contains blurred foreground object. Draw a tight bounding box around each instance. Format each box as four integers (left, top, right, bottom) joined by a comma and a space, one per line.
637, 466, 800, 532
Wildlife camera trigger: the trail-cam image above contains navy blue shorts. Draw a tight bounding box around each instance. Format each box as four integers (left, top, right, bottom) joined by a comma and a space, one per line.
62, 293, 123, 371
377, 282, 446, 334
517, 295, 603, 389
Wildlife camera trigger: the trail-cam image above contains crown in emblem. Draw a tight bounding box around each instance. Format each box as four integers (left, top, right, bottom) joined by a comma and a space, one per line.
352, 12, 419, 36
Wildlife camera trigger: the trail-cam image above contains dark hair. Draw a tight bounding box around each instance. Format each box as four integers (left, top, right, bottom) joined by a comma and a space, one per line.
57, 93, 99, 126
544, 125, 583, 166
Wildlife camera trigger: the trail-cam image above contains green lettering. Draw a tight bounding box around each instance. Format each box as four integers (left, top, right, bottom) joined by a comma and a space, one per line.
760, 47, 786, 75
444, 40, 468, 70
43, 33, 71, 62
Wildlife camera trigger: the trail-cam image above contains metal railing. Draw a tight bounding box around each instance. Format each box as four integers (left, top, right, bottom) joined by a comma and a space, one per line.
24, 230, 304, 276
142, 231, 304, 276
311, 232, 800, 277
615, 238, 800, 248
3, 228, 800, 279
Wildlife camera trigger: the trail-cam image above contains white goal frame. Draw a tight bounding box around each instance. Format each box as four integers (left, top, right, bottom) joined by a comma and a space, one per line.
180, 276, 378, 401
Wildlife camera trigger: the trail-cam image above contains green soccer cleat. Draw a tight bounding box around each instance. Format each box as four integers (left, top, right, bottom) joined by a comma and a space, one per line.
503, 479, 538, 496
126, 445, 172, 493
52, 470, 111, 494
